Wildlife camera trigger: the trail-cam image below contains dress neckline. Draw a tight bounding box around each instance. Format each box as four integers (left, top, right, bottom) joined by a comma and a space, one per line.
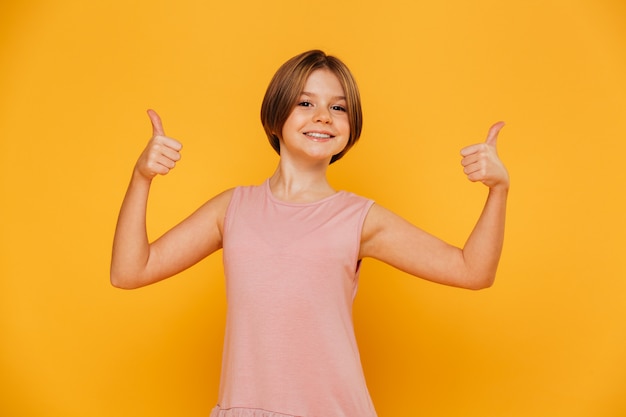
263, 179, 344, 207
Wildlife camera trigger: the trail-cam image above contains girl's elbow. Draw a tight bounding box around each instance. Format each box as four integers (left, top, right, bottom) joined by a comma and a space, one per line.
110, 270, 144, 290
110, 274, 131, 289
465, 274, 495, 290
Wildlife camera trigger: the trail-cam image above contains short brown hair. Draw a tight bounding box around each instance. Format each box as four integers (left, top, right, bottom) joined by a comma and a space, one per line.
260, 50, 363, 164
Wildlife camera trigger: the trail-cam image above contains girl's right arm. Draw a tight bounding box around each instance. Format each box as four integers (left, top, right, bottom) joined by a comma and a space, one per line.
110, 110, 232, 289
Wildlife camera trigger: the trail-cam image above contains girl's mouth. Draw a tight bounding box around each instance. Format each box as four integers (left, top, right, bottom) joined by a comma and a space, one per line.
305, 132, 333, 140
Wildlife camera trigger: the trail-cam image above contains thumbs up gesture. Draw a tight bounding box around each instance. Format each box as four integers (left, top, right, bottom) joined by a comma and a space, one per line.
460, 122, 509, 190
134, 109, 183, 180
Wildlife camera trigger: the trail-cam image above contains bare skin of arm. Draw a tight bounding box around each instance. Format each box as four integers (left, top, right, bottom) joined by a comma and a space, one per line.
360, 122, 509, 290
110, 110, 231, 289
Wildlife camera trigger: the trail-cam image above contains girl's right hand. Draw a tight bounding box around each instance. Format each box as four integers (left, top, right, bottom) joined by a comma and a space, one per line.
134, 109, 183, 180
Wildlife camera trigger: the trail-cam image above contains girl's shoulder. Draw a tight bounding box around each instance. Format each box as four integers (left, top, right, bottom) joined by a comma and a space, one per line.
196, 187, 236, 225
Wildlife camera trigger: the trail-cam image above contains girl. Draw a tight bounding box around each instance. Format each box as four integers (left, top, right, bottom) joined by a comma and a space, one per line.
111, 50, 509, 417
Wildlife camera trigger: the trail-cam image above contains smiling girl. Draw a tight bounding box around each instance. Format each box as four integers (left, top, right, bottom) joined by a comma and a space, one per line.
111, 50, 509, 417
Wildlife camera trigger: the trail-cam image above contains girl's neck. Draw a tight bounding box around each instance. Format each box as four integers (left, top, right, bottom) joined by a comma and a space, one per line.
268, 160, 336, 203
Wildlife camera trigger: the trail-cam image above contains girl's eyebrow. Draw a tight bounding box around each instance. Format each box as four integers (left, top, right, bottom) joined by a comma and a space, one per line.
301, 91, 347, 101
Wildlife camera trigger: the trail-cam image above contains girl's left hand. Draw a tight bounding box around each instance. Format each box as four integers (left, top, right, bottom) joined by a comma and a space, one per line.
460, 122, 509, 190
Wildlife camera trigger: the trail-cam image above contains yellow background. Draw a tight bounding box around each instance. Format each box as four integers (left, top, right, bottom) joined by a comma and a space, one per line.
1, 0, 625, 416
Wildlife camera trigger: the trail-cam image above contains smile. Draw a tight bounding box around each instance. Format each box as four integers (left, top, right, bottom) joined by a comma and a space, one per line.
305, 132, 333, 139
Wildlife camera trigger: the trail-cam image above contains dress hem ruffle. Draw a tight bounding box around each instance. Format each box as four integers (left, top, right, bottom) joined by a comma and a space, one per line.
210, 405, 301, 417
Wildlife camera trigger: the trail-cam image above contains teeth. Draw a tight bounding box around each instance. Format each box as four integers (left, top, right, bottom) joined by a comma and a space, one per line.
306, 132, 332, 138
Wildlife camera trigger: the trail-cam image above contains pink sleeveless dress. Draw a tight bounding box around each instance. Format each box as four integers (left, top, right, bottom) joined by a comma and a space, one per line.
210, 180, 377, 417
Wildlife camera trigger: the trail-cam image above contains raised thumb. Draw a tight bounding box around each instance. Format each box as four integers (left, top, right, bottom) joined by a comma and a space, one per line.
486, 121, 505, 147
147, 109, 165, 137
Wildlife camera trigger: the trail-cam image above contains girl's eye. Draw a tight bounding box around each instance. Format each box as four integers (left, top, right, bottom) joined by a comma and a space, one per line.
331, 105, 347, 112
298, 101, 312, 107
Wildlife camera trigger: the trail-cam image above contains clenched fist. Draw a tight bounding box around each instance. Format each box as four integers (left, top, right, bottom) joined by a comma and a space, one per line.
460, 122, 509, 190
134, 109, 183, 180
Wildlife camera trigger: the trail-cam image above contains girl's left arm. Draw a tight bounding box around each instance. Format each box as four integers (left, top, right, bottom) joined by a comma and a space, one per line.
360, 122, 509, 290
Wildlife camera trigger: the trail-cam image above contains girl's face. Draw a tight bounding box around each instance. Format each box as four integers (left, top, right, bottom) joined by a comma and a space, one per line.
280, 69, 350, 164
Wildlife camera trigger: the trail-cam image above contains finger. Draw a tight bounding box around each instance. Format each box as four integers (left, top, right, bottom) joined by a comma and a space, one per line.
156, 135, 183, 152
155, 155, 177, 170
141, 155, 169, 176
466, 170, 485, 183
460, 152, 480, 167
485, 121, 505, 147
157, 142, 182, 162
463, 162, 483, 177
145, 153, 177, 175
147, 109, 165, 137
149, 161, 172, 176
460, 143, 483, 157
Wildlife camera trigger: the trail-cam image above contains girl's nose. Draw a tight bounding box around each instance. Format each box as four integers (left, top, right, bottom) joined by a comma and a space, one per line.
314, 107, 332, 124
